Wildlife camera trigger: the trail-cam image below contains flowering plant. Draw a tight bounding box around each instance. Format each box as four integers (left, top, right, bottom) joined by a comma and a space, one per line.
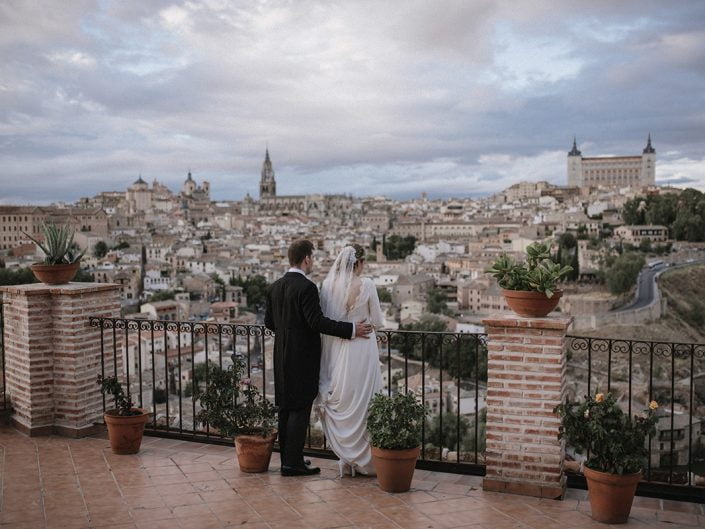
196, 354, 277, 437
554, 392, 658, 475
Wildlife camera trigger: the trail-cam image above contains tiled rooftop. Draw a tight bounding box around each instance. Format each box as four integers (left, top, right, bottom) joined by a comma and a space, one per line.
0, 426, 702, 529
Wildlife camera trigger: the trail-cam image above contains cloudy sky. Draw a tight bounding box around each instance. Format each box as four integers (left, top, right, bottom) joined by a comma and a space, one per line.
1, 1, 705, 204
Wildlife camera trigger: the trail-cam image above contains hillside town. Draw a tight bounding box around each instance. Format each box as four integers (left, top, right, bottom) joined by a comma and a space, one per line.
2, 137, 705, 470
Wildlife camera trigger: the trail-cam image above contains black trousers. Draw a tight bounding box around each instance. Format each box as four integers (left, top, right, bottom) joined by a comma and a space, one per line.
278, 402, 312, 468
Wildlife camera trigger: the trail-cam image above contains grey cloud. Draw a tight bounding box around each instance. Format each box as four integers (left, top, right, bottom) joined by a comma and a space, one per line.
1, 1, 705, 203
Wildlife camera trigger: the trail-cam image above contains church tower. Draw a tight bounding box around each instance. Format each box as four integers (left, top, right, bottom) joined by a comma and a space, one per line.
259, 148, 276, 199
567, 136, 583, 187
641, 134, 656, 186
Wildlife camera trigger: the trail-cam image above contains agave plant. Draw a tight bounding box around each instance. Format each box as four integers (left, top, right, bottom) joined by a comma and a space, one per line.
486, 240, 573, 298
24, 223, 85, 265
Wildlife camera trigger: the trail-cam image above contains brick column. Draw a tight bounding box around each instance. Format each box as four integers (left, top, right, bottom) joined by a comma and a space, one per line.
0, 283, 120, 437
481, 314, 573, 499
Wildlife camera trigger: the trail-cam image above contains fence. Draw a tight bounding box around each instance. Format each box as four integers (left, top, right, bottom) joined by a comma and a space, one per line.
88, 317, 488, 475
87, 317, 705, 501
566, 335, 705, 502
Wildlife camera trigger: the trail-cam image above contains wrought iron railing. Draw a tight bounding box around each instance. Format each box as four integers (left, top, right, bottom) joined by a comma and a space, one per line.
86, 316, 705, 499
88, 317, 488, 474
566, 335, 705, 501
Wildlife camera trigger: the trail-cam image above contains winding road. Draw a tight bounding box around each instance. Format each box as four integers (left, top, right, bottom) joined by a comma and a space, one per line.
616, 258, 705, 312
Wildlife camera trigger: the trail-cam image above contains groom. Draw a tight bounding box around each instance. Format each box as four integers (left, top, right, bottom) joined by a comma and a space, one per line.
265, 239, 373, 476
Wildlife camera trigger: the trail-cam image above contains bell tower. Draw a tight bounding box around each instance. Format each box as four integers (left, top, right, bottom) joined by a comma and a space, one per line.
259, 148, 276, 199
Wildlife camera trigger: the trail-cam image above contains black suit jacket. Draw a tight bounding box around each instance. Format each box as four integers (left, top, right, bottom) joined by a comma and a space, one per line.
265, 272, 353, 410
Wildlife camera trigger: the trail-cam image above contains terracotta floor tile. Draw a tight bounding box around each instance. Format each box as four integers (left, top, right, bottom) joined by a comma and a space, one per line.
157, 482, 196, 495
211, 505, 264, 525
160, 492, 205, 507
656, 511, 700, 525
122, 495, 166, 509
199, 488, 242, 503
191, 478, 233, 492
0, 508, 45, 524
176, 512, 224, 528
129, 507, 175, 522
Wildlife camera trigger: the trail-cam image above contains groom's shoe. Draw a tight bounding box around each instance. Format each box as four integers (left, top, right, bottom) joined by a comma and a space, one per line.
281, 465, 321, 476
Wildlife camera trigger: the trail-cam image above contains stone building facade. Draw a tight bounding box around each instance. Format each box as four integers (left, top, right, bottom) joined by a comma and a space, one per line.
567, 135, 656, 189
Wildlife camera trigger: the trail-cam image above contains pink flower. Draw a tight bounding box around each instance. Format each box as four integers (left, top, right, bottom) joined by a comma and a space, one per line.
240, 378, 251, 386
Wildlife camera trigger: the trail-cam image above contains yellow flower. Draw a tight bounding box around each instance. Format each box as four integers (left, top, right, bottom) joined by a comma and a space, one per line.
649, 400, 658, 410
595, 393, 605, 403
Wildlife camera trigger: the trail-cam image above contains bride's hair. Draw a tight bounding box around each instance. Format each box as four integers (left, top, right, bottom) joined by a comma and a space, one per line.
352, 244, 365, 270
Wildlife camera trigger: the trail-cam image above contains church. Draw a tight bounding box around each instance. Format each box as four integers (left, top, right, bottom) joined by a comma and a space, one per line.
245, 149, 352, 218
567, 135, 656, 189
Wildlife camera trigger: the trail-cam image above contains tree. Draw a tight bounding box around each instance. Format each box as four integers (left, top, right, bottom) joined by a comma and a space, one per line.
0, 267, 37, 286
383, 235, 417, 260
558, 232, 577, 250
153, 388, 167, 404
93, 240, 108, 258
622, 197, 647, 225
427, 412, 471, 451
605, 252, 645, 296
113, 241, 130, 250
149, 290, 175, 302
377, 287, 392, 303
426, 287, 449, 314
74, 269, 95, 282
639, 238, 652, 253
570, 247, 579, 281
229, 274, 269, 312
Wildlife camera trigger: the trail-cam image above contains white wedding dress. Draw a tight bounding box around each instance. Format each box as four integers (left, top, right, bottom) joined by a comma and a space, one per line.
316, 249, 384, 476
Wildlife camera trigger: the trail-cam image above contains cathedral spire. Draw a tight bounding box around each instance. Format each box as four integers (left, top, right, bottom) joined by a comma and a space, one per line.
643, 133, 655, 154
260, 148, 276, 198
569, 136, 581, 156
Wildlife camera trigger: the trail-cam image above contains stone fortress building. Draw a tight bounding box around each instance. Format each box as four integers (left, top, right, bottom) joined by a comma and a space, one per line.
567, 135, 656, 189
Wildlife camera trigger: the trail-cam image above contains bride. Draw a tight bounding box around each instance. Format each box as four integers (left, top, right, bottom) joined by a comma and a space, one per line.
317, 244, 385, 477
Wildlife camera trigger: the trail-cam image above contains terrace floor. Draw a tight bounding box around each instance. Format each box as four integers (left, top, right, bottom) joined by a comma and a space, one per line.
0, 426, 702, 529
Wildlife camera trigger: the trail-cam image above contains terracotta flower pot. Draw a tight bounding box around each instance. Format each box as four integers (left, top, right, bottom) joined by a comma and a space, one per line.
104, 408, 150, 455
584, 466, 641, 524
234, 431, 278, 473
30, 262, 80, 285
371, 445, 420, 493
501, 289, 562, 318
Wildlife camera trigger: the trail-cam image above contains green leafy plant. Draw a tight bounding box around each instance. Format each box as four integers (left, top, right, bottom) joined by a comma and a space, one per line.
367, 392, 428, 450
97, 375, 140, 416
485, 240, 573, 298
24, 223, 85, 265
196, 354, 277, 437
554, 392, 658, 475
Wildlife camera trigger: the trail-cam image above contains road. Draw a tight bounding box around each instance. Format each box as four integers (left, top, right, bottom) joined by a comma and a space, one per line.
616, 258, 705, 312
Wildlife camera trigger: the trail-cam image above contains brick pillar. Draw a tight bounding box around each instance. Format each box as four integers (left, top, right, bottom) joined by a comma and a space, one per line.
0, 283, 120, 437
481, 314, 573, 499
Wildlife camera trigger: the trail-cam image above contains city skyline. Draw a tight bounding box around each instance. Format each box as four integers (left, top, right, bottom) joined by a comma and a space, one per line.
2, 1, 705, 204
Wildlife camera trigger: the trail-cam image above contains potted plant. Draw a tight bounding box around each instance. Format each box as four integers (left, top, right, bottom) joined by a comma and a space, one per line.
367, 391, 427, 492
554, 393, 658, 524
97, 375, 150, 454
196, 354, 278, 473
485, 240, 573, 317
24, 223, 85, 284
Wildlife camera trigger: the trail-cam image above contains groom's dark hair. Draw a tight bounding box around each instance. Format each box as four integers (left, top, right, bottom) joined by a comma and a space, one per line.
288, 239, 314, 266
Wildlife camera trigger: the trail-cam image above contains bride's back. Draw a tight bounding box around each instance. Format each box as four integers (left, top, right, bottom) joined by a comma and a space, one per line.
345, 276, 366, 317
